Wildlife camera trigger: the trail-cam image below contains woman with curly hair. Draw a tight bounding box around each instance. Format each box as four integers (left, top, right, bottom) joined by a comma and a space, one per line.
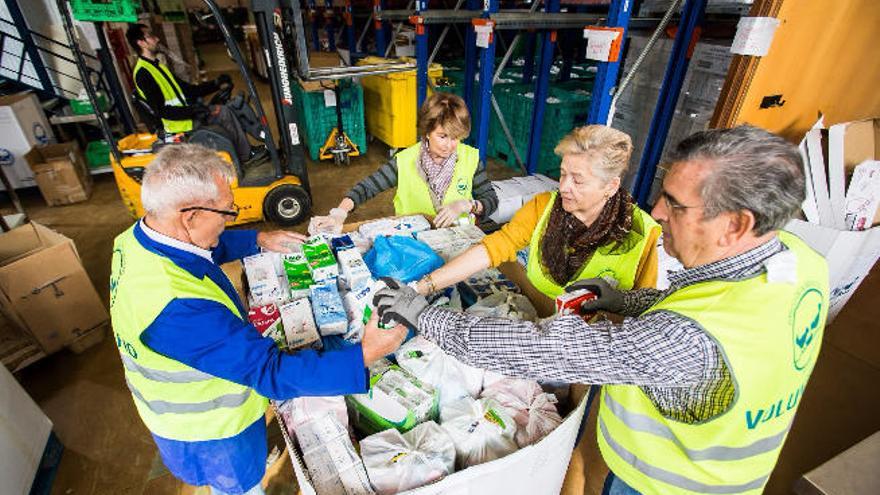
415, 124, 660, 298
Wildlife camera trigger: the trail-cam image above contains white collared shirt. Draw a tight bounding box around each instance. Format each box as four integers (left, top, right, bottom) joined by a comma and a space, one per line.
139, 218, 214, 262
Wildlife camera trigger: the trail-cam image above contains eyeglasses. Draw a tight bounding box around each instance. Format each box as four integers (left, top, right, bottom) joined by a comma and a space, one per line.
179, 204, 240, 219
659, 191, 702, 213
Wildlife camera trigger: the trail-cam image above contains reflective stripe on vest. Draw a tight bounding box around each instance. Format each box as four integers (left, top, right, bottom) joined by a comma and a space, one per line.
525, 191, 660, 298
597, 231, 829, 495
392, 142, 480, 216
110, 224, 267, 442
133, 58, 193, 134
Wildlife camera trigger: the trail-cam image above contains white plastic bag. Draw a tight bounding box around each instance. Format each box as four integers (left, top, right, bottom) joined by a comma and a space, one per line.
440, 397, 518, 468
359, 421, 455, 494
395, 336, 484, 406
465, 291, 538, 321
481, 379, 563, 447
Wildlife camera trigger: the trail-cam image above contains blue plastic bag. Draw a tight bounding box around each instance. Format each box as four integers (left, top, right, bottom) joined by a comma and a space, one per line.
364, 235, 444, 283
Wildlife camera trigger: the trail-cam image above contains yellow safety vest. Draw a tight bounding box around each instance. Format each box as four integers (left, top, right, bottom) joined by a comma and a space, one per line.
525, 191, 660, 298
392, 142, 480, 216
598, 231, 828, 495
133, 58, 194, 134
109, 225, 267, 442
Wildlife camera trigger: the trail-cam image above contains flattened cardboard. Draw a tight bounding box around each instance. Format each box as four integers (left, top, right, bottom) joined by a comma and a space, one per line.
0, 222, 109, 353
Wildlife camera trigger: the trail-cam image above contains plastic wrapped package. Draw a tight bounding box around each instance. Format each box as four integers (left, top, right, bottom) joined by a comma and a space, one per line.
480, 379, 563, 447
310, 283, 348, 336
466, 291, 538, 321
359, 421, 456, 494
337, 247, 372, 291
359, 215, 432, 240
364, 235, 444, 283
295, 414, 375, 495
395, 336, 483, 406
247, 303, 286, 348
439, 397, 518, 468
279, 298, 322, 351
347, 358, 438, 435
243, 252, 288, 306
303, 236, 339, 283
282, 249, 314, 299
276, 396, 348, 432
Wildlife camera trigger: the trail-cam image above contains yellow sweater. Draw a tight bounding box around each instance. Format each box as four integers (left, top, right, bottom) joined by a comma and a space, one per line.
481, 192, 660, 289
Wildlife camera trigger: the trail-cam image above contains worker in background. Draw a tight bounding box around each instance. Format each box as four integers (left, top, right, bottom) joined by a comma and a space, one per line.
125, 23, 259, 165
373, 125, 829, 495
109, 144, 407, 495
311, 92, 499, 230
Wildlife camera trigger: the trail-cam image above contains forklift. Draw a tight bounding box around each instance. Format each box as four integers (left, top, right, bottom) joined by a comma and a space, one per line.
58, 0, 415, 226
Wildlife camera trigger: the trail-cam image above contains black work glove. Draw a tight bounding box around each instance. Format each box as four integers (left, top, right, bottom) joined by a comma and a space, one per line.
372, 277, 429, 331
566, 277, 624, 314
215, 73, 232, 89
190, 102, 210, 121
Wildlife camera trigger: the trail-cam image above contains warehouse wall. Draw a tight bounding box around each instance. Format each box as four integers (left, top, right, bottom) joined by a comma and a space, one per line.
725, 0, 880, 140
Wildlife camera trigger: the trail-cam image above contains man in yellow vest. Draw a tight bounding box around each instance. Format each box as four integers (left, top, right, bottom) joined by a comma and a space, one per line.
373, 125, 828, 495
110, 143, 407, 495
126, 23, 258, 165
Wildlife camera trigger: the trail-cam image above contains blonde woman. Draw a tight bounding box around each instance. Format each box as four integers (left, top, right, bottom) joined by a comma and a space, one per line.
415, 125, 661, 298
312, 92, 498, 229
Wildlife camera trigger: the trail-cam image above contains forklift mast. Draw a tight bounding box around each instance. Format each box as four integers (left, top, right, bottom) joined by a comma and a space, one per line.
252, 0, 311, 193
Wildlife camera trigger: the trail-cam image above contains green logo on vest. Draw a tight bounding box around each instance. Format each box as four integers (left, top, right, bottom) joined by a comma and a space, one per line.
456, 177, 468, 196
791, 288, 822, 370
110, 247, 124, 308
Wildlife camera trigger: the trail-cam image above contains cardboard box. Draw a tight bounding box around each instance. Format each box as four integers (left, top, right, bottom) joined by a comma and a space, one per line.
0, 92, 55, 191
0, 223, 109, 354
794, 431, 880, 495
25, 142, 93, 206
279, 219, 588, 495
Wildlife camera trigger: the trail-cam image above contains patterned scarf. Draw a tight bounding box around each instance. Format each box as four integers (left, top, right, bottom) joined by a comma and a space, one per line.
418, 140, 457, 206
540, 189, 634, 285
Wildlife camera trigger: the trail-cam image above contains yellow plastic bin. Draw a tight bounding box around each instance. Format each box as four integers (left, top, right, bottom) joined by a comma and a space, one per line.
358, 56, 443, 149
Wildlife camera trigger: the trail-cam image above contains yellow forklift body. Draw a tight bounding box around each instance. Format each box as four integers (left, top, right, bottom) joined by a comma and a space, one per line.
111, 133, 303, 226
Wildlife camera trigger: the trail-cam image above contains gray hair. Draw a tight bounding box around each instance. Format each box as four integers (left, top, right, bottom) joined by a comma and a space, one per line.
141, 144, 234, 219
669, 125, 805, 236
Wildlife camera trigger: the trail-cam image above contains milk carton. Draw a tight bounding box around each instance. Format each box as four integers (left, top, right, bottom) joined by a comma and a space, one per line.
279, 298, 322, 351
243, 252, 287, 306
247, 303, 286, 348
302, 236, 339, 283
310, 283, 348, 336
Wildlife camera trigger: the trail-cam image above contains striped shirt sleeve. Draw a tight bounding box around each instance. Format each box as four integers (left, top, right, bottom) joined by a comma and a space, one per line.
473, 166, 499, 218
345, 157, 400, 207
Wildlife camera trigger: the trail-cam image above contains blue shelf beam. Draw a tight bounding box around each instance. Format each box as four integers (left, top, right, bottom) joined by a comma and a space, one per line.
525, 0, 560, 175
586, 0, 633, 125
473, 0, 500, 166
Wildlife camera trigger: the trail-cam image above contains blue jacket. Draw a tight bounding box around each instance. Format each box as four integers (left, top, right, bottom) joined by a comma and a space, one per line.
131, 222, 368, 493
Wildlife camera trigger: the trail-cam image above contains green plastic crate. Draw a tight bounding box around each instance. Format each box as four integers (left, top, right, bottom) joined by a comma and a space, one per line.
70, 92, 108, 115
488, 82, 592, 178
86, 140, 111, 169
70, 0, 138, 22
293, 81, 367, 161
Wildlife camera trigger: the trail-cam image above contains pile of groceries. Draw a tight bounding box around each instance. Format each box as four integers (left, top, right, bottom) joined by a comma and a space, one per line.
240, 215, 592, 494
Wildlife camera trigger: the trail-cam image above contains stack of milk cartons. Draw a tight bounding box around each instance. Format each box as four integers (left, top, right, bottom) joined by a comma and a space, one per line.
302, 236, 349, 338
243, 250, 321, 351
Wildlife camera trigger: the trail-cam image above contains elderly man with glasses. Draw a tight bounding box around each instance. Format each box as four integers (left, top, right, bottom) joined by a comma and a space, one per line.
109, 144, 407, 495
373, 125, 829, 495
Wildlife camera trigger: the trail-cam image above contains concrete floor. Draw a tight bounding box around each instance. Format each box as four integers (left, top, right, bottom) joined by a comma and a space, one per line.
4, 44, 879, 494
